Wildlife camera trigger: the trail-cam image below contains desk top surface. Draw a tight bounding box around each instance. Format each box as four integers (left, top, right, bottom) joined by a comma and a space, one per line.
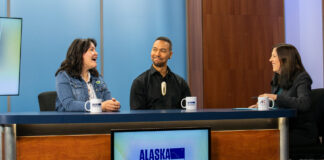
0, 108, 295, 124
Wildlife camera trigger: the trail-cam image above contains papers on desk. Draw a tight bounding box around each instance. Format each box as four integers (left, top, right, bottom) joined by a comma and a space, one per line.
232, 108, 257, 111
232, 108, 278, 111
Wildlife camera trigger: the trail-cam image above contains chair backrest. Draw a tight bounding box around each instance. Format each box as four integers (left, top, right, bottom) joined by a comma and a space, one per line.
289, 89, 324, 160
311, 88, 324, 138
38, 91, 57, 111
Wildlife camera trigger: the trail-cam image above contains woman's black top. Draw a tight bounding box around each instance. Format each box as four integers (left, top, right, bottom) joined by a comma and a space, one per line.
272, 71, 319, 147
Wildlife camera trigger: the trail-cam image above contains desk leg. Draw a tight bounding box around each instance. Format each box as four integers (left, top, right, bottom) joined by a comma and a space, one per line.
4, 125, 15, 160
0, 125, 3, 160
279, 117, 288, 160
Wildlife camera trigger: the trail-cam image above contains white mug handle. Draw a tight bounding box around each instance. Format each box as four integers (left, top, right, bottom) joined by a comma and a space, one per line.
269, 98, 275, 108
84, 100, 90, 112
181, 98, 186, 109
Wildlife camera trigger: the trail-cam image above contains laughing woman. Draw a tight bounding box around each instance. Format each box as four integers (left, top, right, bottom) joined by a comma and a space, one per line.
252, 44, 319, 149
55, 38, 120, 112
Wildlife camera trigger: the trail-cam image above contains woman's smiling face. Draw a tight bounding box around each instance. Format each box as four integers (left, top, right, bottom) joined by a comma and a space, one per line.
269, 48, 281, 73
82, 42, 98, 71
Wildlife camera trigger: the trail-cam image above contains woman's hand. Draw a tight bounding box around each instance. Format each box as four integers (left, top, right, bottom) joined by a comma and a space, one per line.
248, 103, 258, 108
259, 93, 277, 100
102, 98, 120, 112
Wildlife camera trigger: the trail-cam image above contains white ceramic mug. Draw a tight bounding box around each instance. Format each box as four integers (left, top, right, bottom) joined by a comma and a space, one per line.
181, 97, 197, 110
84, 99, 102, 113
257, 97, 274, 111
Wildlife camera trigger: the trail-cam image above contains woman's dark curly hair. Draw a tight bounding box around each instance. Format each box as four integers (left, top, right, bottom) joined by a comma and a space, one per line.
271, 43, 306, 89
55, 38, 99, 78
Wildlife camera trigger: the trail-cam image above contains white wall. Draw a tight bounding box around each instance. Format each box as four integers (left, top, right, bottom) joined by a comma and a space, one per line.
285, 0, 323, 89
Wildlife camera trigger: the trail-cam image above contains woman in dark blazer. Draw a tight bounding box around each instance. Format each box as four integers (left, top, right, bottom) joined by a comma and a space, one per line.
252, 43, 319, 148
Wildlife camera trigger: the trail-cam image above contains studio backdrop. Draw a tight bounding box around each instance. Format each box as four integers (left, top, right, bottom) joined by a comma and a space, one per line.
2, 0, 187, 112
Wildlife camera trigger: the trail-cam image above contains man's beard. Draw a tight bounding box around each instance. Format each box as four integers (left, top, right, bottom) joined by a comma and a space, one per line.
153, 61, 166, 67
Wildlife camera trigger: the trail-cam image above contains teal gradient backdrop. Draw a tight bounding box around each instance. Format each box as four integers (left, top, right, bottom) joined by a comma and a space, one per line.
0, 0, 6, 16
9, 0, 100, 112
0, 0, 7, 112
0, 18, 21, 95
2, 0, 186, 112
103, 0, 187, 110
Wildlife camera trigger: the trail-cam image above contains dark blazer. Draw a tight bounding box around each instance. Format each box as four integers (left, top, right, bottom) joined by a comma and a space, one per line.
272, 71, 319, 147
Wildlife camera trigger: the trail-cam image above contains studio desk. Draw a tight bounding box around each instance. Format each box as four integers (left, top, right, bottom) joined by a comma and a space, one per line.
0, 108, 295, 160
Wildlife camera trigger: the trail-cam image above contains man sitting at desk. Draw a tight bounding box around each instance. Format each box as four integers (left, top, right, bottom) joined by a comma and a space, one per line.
130, 36, 191, 109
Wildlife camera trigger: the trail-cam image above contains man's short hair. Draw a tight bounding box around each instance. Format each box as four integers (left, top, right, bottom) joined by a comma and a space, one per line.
155, 36, 172, 51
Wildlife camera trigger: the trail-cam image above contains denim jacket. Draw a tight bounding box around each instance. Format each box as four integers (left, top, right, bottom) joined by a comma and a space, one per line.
55, 71, 112, 111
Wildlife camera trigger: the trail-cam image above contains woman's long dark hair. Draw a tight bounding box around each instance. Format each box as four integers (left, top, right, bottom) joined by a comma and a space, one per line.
271, 43, 306, 89
55, 38, 99, 78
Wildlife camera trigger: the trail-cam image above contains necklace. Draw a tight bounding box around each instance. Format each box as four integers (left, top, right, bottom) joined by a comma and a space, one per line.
161, 81, 166, 96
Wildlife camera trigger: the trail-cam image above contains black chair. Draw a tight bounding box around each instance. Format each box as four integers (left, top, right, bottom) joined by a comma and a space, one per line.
312, 89, 324, 143
290, 88, 324, 159
38, 91, 57, 111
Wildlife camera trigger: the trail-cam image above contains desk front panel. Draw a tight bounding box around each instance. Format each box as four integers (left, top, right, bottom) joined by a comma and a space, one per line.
16, 119, 279, 160
17, 130, 279, 160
